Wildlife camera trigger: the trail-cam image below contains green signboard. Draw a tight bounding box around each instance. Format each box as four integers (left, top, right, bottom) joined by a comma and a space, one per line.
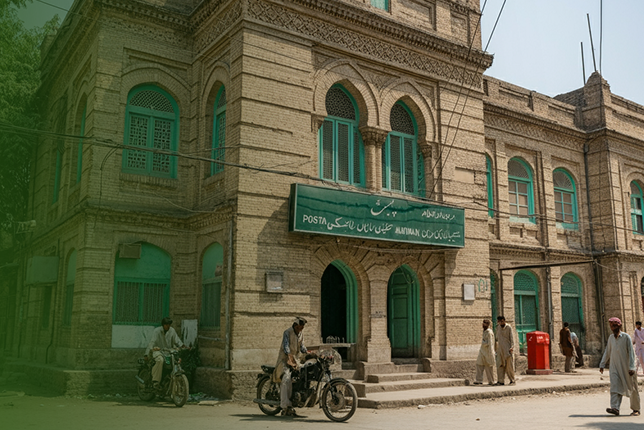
288, 184, 465, 247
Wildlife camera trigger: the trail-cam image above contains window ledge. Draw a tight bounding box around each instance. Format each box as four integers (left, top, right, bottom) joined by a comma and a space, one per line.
509, 217, 537, 229
203, 172, 224, 188
556, 225, 580, 235
120, 172, 178, 189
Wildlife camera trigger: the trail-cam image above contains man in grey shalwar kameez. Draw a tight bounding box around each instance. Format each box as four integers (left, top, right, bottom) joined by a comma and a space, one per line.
474, 319, 496, 385
600, 317, 640, 416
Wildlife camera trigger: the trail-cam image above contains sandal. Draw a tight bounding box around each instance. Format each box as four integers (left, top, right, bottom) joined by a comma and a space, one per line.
606, 408, 620, 416
631, 411, 640, 416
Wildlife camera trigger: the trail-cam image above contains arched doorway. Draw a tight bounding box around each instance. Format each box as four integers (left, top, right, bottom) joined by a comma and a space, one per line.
561, 273, 584, 348
514, 270, 539, 352
321, 261, 358, 344
387, 265, 420, 358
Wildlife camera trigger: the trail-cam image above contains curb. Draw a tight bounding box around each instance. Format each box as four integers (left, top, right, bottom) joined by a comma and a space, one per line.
358, 381, 611, 409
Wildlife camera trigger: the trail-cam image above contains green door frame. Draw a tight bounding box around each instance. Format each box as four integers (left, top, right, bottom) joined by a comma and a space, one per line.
561, 272, 585, 348
387, 265, 421, 358
513, 270, 540, 352
330, 260, 358, 343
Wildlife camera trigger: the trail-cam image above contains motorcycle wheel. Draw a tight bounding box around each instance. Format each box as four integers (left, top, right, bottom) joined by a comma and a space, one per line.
320, 378, 358, 422
256, 375, 282, 416
136, 368, 155, 402
171, 374, 189, 407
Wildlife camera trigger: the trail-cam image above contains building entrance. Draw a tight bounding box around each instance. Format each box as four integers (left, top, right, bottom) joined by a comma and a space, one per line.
321, 260, 358, 347
387, 266, 420, 358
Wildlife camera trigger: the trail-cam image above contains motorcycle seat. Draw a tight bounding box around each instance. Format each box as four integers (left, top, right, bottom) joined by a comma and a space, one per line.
261, 365, 276, 374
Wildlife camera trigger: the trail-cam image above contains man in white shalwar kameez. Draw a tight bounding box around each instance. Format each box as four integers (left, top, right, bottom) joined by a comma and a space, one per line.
474, 319, 496, 385
495, 315, 516, 385
145, 317, 184, 389
633, 321, 644, 375
600, 317, 640, 416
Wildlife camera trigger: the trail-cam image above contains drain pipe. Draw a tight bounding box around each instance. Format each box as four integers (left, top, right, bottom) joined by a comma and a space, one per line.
546, 266, 554, 367
584, 142, 606, 348
225, 216, 234, 370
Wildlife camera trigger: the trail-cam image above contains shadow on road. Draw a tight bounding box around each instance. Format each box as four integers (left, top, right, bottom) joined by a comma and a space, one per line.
231, 413, 328, 423
576, 422, 644, 430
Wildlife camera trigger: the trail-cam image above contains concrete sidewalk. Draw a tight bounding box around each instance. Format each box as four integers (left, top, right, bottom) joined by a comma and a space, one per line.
358, 368, 635, 408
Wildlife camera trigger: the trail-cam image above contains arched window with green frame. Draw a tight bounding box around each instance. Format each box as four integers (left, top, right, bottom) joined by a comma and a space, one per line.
553, 169, 578, 229
113, 243, 170, 325
514, 270, 539, 352
122, 86, 179, 178
631, 181, 644, 234
486, 155, 494, 217
320, 85, 364, 187
508, 158, 535, 223
211, 86, 226, 176
561, 272, 584, 348
201, 243, 223, 329
382, 101, 425, 197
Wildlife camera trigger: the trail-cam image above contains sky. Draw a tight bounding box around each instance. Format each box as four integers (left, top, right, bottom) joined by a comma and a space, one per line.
14, 0, 644, 105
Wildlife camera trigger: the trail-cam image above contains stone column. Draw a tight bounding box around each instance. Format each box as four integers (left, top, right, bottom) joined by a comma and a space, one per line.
419, 142, 434, 198
364, 265, 392, 363
359, 126, 388, 192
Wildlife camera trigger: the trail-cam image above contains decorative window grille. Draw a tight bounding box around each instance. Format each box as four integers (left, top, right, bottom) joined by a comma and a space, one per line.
553, 169, 577, 228
382, 102, 424, 196
631, 181, 644, 234
123, 86, 178, 178
319, 85, 364, 186
211, 86, 226, 175
508, 158, 534, 222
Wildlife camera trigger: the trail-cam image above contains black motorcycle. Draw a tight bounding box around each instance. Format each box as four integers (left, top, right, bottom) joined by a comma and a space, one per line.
135, 348, 190, 407
253, 351, 358, 422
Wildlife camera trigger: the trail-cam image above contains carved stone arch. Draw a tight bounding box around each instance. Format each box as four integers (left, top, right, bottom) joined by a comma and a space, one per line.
380, 79, 436, 145
201, 61, 231, 116
624, 171, 644, 195
313, 59, 378, 128
120, 65, 190, 114
551, 165, 580, 188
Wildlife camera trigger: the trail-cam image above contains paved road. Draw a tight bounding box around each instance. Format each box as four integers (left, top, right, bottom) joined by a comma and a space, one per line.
2, 387, 642, 430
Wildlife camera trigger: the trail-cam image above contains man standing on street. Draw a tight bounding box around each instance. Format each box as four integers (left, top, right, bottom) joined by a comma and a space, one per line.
633, 321, 644, 375
474, 319, 496, 385
495, 316, 515, 386
559, 322, 575, 372
273, 317, 308, 417
600, 317, 640, 416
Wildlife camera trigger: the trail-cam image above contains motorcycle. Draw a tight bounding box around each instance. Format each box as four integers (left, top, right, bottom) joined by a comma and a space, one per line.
253, 351, 358, 422
135, 348, 190, 407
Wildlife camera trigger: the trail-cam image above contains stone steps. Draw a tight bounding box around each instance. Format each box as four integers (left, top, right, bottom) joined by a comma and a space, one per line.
352, 377, 466, 397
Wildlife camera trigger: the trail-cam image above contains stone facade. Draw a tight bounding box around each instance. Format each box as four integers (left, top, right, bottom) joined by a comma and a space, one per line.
3, 0, 644, 397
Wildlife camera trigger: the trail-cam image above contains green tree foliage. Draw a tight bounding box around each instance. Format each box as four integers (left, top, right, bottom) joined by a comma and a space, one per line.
0, 2, 58, 238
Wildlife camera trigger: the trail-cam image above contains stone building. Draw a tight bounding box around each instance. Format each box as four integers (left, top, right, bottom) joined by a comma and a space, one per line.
4, 0, 644, 397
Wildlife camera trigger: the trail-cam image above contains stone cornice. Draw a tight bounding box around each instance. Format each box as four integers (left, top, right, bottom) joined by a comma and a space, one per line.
287, 0, 492, 68
484, 103, 586, 145
95, 0, 192, 30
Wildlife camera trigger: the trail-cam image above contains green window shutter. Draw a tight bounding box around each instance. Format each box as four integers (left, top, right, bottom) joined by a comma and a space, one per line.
390, 135, 401, 191
384, 102, 419, 196
486, 156, 494, 217
403, 137, 414, 194
417, 149, 425, 197
553, 169, 577, 229
337, 122, 350, 182
321, 120, 334, 180
211, 86, 226, 175
508, 158, 534, 223
371, 0, 388, 10
122, 86, 178, 178
319, 85, 364, 187
201, 243, 223, 329
631, 182, 644, 234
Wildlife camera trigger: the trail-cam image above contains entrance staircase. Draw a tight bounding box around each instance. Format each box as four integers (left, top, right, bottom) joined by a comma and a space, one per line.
334, 359, 469, 409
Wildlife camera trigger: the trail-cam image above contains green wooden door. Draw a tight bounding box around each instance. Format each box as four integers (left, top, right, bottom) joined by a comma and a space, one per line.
561, 273, 584, 348
388, 269, 415, 358
514, 271, 539, 352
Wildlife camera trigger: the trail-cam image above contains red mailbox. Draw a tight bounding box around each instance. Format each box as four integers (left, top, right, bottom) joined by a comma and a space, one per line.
526, 331, 553, 375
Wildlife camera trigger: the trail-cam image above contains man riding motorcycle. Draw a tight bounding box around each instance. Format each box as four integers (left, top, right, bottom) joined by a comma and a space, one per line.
273, 316, 308, 417
145, 317, 184, 389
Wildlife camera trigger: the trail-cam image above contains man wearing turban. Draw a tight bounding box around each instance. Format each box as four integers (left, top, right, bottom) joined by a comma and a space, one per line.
600, 317, 640, 416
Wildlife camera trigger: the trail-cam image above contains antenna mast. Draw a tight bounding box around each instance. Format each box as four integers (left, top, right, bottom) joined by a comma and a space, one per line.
586, 14, 598, 73
581, 42, 586, 85
599, 0, 603, 74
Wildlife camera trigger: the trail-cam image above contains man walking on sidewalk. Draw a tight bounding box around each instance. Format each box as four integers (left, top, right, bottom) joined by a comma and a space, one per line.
600, 317, 640, 417
495, 316, 515, 386
633, 321, 644, 375
474, 319, 496, 385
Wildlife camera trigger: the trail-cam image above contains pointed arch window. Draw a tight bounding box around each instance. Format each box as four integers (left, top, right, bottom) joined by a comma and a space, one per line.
631, 181, 644, 234
382, 102, 424, 196
553, 169, 578, 229
319, 85, 364, 187
508, 158, 535, 223
486, 155, 494, 217
211, 86, 226, 176
122, 86, 179, 178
